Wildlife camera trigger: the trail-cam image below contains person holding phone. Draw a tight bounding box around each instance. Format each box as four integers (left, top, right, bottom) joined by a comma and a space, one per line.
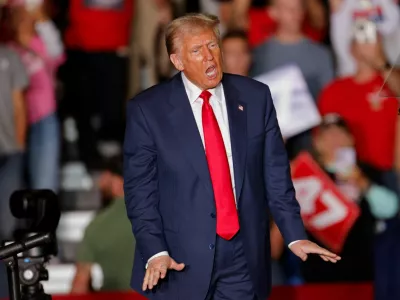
301, 113, 399, 283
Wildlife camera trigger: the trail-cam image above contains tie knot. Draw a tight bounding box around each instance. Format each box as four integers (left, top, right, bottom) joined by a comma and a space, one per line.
199, 90, 212, 103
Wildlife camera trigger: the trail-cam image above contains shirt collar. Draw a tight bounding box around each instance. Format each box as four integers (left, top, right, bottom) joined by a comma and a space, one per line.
181, 72, 223, 104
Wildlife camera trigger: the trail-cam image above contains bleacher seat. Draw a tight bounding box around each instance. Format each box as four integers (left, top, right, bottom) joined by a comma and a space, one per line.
56, 211, 96, 262
43, 264, 103, 294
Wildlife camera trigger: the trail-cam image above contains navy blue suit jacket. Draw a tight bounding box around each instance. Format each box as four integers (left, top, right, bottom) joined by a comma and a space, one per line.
123, 73, 307, 300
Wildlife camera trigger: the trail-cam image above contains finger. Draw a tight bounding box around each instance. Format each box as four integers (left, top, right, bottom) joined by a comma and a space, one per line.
160, 264, 168, 279
310, 246, 340, 259
142, 269, 150, 291
152, 269, 161, 286
301, 253, 308, 261
296, 249, 308, 261
148, 268, 155, 289
320, 255, 329, 262
170, 260, 185, 271
320, 254, 338, 263
326, 256, 339, 263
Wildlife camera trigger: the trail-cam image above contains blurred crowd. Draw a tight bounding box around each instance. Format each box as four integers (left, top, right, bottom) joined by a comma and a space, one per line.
0, 0, 399, 298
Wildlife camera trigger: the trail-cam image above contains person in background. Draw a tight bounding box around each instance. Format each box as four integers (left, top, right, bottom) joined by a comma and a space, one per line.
329, 0, 400, 77
6, 0, 64, 192
129, 0, 173, 97
60, 0, 133, 170
70, 157, 135, 294
318, 34, 400, 195
318, 34, 400, 298
251, 0, 334, 160
217, 0, 327, 47
221, 30, 251, 76
302, 113, 399, 282
251, 0, 334, 98
0, 44, 28, 242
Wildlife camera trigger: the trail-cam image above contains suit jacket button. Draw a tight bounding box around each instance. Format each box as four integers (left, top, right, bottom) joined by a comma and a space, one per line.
210, 213, 216, 218
209, 244, 215, 250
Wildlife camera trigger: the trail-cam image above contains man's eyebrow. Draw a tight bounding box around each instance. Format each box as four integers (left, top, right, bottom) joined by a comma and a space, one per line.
189, 40, 218, 50
190, 44, 202, 50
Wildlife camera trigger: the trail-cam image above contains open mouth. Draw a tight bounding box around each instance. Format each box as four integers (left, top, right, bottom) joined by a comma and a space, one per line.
206, 66, 217, 79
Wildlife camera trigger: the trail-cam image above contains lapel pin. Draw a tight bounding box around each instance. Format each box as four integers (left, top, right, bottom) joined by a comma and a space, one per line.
238, 105, 244, 111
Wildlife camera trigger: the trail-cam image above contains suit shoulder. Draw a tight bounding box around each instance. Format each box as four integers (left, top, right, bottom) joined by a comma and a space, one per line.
127, 80, 171, 108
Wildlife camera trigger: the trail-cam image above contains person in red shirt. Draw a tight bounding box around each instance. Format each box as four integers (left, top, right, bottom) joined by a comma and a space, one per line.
218, 0, 327, 47
318, 35, 400, 193
59, 0, 134, 170
247, 0, 327, 48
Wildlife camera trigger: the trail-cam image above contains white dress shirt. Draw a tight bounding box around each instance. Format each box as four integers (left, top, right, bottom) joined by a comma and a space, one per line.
181, 73, 236, 198
146, 73, 298, 267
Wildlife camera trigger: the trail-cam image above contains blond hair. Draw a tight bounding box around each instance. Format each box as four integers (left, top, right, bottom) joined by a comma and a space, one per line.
165, 13, 221, 56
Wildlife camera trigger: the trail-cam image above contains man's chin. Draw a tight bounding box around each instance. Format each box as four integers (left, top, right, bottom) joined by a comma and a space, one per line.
205, 73, 222, 87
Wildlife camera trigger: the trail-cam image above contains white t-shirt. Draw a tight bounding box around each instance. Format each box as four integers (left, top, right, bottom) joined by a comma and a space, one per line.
331, 0, 400, 77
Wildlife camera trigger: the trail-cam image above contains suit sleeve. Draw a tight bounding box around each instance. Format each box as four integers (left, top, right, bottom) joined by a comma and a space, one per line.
263, 87, 308, 244
123, 100, 168, 263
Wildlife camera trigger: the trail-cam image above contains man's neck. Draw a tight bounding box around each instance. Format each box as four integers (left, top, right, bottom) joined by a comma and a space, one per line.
274, 30, 304, 44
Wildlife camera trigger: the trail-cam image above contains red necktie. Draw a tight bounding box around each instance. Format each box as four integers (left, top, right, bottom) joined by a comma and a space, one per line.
200, 90, 240, 240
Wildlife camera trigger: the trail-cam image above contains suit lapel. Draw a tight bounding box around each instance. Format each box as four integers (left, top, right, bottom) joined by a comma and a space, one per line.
167, 74, 214, 196
223, 75, 247, 201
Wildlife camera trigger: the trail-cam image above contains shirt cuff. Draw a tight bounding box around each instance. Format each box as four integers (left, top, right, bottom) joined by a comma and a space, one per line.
145, 251, 169, 269
288, 240, 301, 248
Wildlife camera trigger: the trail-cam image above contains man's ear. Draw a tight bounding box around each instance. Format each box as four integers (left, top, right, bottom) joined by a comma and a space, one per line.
170, 54, 184, 71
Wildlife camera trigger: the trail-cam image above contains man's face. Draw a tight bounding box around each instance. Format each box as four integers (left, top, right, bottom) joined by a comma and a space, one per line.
170, 28, 223, 90
222, 37, 251, 76
271, 0, 304, 34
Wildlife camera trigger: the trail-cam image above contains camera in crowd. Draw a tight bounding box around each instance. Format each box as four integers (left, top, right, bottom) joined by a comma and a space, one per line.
353, 18, 378, 44
1, 190, 60, 300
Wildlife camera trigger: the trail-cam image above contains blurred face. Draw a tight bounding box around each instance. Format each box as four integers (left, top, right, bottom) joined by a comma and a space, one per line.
9, 5, 35, 34
98, 171, 124, 198
351, 39, 383, 67
222, 37, 251, 76
110, 175, 124, 198
314, 126, 354, 162
170, 28, 223, 90
271, 0, 305, 34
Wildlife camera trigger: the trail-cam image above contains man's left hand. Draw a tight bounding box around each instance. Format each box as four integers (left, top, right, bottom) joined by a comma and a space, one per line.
289, 240, 341, 263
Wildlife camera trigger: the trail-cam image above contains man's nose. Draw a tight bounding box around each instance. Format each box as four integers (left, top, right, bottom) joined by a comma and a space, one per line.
203, 47, 214, 61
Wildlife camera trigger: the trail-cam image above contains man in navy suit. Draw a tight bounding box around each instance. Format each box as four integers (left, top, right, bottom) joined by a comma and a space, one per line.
123, 13, 340, 300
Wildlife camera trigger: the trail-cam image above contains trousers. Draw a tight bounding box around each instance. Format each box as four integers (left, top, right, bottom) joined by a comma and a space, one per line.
205, 232, 257, 300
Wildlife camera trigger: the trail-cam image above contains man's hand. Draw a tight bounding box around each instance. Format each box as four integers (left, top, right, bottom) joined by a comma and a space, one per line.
290, 240, 341, 263
143, 255, 185, 291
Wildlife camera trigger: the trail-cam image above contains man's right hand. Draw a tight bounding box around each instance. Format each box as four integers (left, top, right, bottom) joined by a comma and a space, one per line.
143, 255, 185, 291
